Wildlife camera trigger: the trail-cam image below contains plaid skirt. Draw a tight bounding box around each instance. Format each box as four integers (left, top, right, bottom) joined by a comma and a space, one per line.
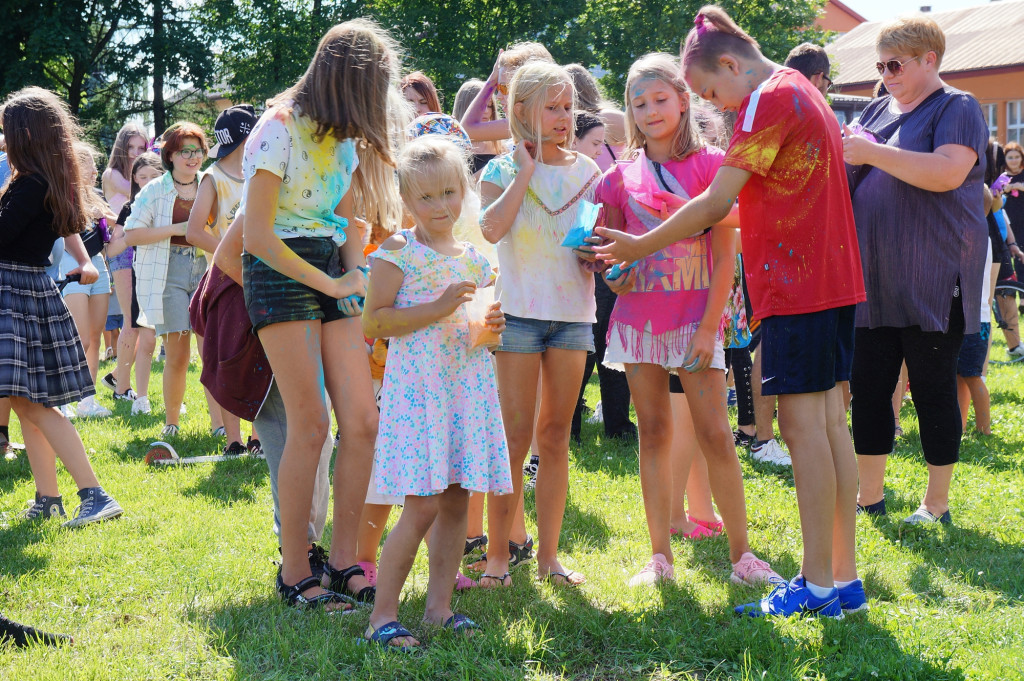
0, 260, 95, 407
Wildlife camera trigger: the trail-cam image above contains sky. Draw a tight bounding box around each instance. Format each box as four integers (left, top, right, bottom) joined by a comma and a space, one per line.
843, 0, 1005, 21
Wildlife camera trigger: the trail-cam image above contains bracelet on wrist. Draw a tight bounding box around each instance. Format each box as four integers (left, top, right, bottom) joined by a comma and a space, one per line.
1009, 242, 1018, 247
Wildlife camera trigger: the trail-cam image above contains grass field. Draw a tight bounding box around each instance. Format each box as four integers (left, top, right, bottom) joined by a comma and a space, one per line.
2, 340, 1023, 680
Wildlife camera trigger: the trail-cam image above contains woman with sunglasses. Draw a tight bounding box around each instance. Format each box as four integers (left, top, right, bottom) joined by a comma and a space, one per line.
123, 123, 209, 438
842, 15, 988, 526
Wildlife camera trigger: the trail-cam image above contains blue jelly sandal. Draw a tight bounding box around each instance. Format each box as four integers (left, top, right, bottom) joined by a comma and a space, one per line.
442, 613, 479, 635
363, 621, 417, 652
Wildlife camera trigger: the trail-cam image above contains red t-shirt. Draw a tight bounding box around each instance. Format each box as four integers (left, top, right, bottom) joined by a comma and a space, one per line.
723, 68, 865, 318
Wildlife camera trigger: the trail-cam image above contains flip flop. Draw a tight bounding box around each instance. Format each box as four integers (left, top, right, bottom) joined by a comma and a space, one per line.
442, 613, 479, 635
361, 620, 417, 653
478, 572, 511, 588
542, 570, 586, 587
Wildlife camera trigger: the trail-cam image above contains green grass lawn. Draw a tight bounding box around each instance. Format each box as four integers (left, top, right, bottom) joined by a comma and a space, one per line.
2, 341, 1023, 680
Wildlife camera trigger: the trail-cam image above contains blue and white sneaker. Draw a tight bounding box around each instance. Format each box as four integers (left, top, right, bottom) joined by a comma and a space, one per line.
837, 579, 869, 613
62, 487, 123, 528
734, 575, 844, 619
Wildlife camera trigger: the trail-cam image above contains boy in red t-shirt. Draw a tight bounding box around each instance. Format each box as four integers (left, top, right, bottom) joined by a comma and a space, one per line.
596, 5, 865, 619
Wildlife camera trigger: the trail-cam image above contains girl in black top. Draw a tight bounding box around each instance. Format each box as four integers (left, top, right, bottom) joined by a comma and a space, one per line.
0, 87, 123, 527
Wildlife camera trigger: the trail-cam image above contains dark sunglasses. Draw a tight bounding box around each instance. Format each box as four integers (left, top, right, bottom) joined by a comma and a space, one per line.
823, 75, 834, 92
875, 56, 920, 76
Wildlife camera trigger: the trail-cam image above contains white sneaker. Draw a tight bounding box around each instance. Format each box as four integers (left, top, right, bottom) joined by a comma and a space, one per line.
587, 401, 604, 424
131, 396, 152, 415
1008, 344, 1024, 361
60, 403, 77, 419
750, 439, 791, 466
76, 397, 112, 418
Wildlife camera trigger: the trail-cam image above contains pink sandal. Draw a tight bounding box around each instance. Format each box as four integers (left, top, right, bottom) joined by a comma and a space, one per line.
455, 571, 478, 590
671, 523, 717, 540
357, 561, 378, 587
688, 514, 724, 533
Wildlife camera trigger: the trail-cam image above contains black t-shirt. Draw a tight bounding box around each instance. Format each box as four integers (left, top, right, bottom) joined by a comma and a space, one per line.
116, 202, 132, 226
1002, 170, 1024, 237
0, 174, 60, 266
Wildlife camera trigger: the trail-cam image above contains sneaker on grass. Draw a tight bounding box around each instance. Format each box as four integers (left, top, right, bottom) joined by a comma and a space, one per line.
730, 552, 781, 587
131, 396, 151, 415
100, 372, 117, 391
62, 487, 123, 528
22, 494, 66, 520
113, 388, 137, 403
76, 397, 111, 418
734, 575, 843, 619
628, 553, 674, 586
750, 439, 791, 466
837, 578, 869, 613
903, 506, 951, 525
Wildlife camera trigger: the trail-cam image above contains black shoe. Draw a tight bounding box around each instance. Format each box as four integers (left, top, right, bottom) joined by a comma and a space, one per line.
246, 437, 263, 457
0, 614, 72, 647
733, 429, 755, 447
464, 534, 488, 563
223, 441, 246, 457
856, 498, 887, 516
508, 535, 534, 571
101, 372, 117, 391
307, 543, 329, 581
608, 426, 638, 442
325, 564, 375, 604
523, 455, 539, 490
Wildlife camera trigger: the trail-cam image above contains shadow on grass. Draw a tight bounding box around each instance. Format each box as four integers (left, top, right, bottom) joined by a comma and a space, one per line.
181, 458, 268, 504
0, 454, 34, 496
0, 517, 50, 577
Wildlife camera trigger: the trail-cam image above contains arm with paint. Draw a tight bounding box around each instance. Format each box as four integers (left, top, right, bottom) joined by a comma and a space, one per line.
683, 224, 738, 373
242, 169, 363, 300
362, 234, 475, 338
594, 165, 747, 265
185, 174, 222, 253
460, 52, 512, 143
479, 142, 535, 244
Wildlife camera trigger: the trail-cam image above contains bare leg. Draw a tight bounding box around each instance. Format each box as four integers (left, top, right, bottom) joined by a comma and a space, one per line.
922, 463, 955, 516
751, 349, 778, 442
965, 376, 991, 434
11, 398, 100, 491
356, 503, 393, 564
323, 317, 378, 596
135, 328, 156, 397
161, 331, 192, 426
482, 351, 541, 585
423, 486, 470, 624
534, 347, 587, 582
824, 386, 858, 583
625, 364, 674, 564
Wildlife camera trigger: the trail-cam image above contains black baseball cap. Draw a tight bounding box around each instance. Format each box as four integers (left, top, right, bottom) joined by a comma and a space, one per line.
209, 104, 257, 159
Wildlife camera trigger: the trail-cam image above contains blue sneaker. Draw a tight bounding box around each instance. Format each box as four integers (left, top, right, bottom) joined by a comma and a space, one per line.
837, 579, 869, 613
62, 487, 123, 528
734, 575, 843, 619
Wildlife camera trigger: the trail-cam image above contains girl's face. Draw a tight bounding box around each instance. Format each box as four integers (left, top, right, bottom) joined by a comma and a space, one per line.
403, 87, 431, 117
684, 58, 751, 113
126, 134, 147, 161
83, 159, 98, 187
171, 136, 203, 178
483, 99, 496, 123
574, 126, 606, 160
134, 165, 162, 189
630, 78, 686, 142
1006, 150, 1023, 173
537, 83, 573, 146
404, 176, 464, 236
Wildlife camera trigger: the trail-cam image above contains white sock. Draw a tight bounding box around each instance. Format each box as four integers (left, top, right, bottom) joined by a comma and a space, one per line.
834, 579, 857, 589
804, 580, 835, 598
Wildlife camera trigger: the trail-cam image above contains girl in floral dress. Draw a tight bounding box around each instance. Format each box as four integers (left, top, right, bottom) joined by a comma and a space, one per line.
361, 136, 511, 649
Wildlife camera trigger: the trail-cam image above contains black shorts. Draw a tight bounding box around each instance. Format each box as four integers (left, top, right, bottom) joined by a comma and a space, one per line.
243, 237, 347, 334
957, 323, 989, 378
759, 305, 855, 396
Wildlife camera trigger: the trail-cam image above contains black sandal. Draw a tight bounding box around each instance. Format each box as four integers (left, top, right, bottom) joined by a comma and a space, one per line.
277, 573, 353, 613
326, 564, 376, 604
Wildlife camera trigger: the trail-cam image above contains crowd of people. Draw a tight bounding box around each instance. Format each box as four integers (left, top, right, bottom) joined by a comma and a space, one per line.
2, 3, 1022, 649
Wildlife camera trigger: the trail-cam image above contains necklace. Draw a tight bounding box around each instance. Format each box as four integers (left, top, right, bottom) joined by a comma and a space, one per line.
173, 175, 197, 187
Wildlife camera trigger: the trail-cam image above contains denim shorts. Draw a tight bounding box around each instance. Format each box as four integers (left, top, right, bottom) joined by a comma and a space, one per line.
957, 323, 989, 378
760, 305, 855, 396
155, 245, 206, 337
59, 252, 111, 297
243, 237, 346, 334
496, 314, 595, 353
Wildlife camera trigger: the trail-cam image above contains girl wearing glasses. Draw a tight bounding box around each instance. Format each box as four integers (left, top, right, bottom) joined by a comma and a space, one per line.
123, 122, 209, 438
841, 15, 988, 528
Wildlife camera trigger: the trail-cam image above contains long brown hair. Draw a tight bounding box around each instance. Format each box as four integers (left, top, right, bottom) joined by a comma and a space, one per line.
129, 152, 163, 200
271, 18, 405, 231
106, 122, 149, 178
623, 53, 704, 161
401, 71, 441, 113
74, 140, 109, 218
1, 87, 88, 237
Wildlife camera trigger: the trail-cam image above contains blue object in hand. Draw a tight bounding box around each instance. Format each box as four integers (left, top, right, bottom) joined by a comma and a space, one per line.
606, 261, 637, 281
560, 200, 602, 249
337, 265, 371, 311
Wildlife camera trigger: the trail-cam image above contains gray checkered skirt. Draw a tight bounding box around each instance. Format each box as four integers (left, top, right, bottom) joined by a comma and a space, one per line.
0, 261, 95, 407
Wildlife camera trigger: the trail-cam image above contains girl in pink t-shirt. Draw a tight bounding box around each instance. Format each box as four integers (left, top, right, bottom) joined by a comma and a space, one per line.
595, 53, 778, 587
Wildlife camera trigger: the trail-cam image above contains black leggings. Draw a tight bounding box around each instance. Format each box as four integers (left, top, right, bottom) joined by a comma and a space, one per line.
850, 296, 965, 466
725, 347, 754, 428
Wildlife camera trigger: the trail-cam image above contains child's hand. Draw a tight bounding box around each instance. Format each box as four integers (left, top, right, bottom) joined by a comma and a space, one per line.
68, 262, 99, 285
332, 267, 368, 301
593, 227, 648, 266
681, 325, 715, 373
435, 280, 476, 316
485, 301, 506, 333
603, 264, 637, 295
514, 141, 536, 174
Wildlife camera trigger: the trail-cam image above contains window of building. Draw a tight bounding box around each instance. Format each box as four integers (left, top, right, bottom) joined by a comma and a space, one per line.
1009, 100, 1024, 145
983, 103, 998, 139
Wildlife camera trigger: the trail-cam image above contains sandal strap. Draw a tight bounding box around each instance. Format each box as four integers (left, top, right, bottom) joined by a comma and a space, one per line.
443, 613, 479, 631
327, 564, 375, 603
279, 575, 349, 610
368, 620, 413, 645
